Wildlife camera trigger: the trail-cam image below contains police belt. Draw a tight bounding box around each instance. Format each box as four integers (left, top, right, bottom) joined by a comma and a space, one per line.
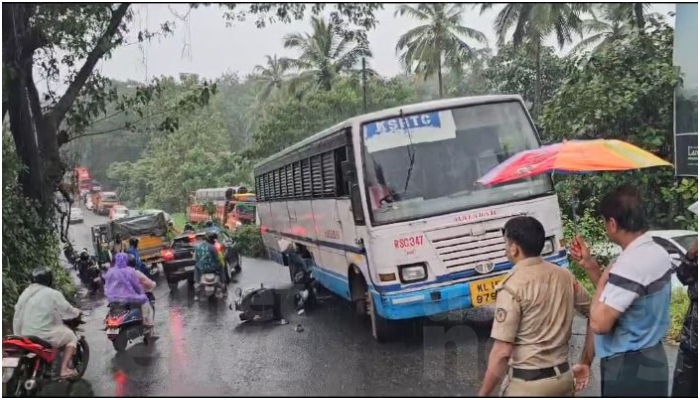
511, 361, 569, 381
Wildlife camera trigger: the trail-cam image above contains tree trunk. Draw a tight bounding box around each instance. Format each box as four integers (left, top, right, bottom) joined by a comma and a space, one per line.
533, 40, 542, 119
634, 3, 645, 33
437, 56, 444, 99
6, 74, 45, 206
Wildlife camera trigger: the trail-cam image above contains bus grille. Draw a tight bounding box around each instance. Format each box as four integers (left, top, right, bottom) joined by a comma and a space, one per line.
427, 227, 507, 270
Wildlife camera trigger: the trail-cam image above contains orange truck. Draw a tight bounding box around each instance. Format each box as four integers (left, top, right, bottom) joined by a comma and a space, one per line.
187, 186, 256, 228
96, 191, 119, 216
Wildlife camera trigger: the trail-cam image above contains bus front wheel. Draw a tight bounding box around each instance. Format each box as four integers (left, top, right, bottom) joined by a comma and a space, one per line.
366, 291, 395, 342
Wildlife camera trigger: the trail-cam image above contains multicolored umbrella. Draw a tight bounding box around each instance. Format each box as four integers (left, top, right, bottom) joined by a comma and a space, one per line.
477, 139, 673, 186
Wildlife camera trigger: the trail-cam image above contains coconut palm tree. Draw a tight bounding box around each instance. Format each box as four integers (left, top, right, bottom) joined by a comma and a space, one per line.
252, 55, 290, 101
571, 3, 655, 55
478, 3, 591, 115
281, 16, 372, 92
606, 3, 651, 32
395, 4, 487, 98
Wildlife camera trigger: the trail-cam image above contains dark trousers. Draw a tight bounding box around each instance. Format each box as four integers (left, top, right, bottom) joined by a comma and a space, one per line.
672, 348, 697, 397
600, 342, 668, 397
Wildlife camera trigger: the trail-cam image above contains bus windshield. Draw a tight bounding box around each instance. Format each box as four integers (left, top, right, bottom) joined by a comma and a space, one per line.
361, 100, 553, 225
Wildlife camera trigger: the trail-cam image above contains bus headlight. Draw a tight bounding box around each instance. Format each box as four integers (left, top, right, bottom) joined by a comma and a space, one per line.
541, 238, 555, 255
399, 263, 427, 283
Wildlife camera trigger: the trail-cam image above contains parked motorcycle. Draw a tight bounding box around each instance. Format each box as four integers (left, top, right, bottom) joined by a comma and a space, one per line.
104, 293, 155, 352
2, 316, 89, 397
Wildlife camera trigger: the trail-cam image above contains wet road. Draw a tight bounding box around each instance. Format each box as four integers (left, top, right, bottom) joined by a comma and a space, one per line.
66, 211, 677, 396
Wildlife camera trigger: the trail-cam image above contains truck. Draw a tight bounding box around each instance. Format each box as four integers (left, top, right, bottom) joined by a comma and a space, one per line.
108, 212, 169, 277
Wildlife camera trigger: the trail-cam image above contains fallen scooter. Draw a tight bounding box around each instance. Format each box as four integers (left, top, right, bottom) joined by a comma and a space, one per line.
233, 284, 284, 322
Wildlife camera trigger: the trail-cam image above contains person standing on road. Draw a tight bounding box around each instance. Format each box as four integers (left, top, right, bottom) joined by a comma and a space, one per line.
672, 236, 698, 397
569, 185, 672, 397
478, 216, 595, 397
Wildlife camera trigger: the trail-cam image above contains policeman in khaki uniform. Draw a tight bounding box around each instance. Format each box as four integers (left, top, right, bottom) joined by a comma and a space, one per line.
479, 216, 595, 397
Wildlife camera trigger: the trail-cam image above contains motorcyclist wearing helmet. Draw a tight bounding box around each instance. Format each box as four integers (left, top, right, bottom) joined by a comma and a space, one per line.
76, 248, 95, 285
126, 237, 149, 277
13, 267, 82, 379
193, 230, 228, 299
204, 220, 220, 233
126, 254, 158, 338
183, 223, 195, 233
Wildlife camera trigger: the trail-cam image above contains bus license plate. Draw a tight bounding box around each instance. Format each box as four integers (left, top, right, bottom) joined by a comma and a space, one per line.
469, 275, 505, 308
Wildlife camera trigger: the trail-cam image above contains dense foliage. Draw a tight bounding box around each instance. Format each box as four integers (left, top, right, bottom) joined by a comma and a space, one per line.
2, 136, 74, 332
541, 15, 696, 230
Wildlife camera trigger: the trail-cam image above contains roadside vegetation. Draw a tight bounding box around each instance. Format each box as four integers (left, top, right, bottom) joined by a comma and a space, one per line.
2, 4, 695, 339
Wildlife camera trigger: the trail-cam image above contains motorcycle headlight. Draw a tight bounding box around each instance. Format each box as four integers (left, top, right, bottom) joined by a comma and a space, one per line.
541, 238, 555, 255
399, 263, 427, 283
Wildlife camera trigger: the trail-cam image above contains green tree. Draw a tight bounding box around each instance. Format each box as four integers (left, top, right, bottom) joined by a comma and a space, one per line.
485, 44, 566, 122
395, 4, 487, 98
478, 3, 590, 116
571, 4, 657, 55
248, 76, 416, 160
282, 16, 372, 91
605, 3, 651, 32
252, 55, 291, 101
540, 16, 695, 228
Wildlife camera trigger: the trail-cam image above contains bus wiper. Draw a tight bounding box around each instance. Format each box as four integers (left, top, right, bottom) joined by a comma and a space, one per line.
400, 109, 416, 194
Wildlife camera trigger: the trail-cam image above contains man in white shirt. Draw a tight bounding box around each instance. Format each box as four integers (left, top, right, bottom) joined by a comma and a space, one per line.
13, 267, 82, 378
570, 185, 672, 397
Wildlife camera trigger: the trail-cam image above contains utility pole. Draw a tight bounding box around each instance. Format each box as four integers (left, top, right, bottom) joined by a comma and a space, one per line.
362, 57, 368, 113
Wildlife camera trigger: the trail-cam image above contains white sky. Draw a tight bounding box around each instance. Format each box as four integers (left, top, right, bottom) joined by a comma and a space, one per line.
99, 3, 676, 82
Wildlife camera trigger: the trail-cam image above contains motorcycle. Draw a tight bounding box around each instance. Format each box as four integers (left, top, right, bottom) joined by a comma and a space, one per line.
63, 244, 78, 267
233, 285, 283, 322
104, 293, 155, 352
2, 316, 89, 397
83, 264, 107, 295
196, 273, 226, 301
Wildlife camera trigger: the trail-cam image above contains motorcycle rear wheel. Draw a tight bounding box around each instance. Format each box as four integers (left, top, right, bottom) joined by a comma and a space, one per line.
112, 332, 128, 352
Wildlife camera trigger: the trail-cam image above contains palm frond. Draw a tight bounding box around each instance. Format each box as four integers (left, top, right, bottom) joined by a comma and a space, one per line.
394, 4, 430, 21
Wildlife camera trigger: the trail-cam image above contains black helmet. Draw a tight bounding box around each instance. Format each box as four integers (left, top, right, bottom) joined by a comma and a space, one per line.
79, 249, 89, 260
204, 220, 214, 228
129, 237, 139, 247
205, 231, 218, 244
31, 267, 53, 287
183, 223, 195, 232
127, 253, 136, 268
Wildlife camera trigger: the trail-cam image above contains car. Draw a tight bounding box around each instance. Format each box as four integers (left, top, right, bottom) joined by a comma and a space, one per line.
110, 205, 129, 221
69, 207, 84, 224
590, 229, 697, 288
161, 229, 241, 292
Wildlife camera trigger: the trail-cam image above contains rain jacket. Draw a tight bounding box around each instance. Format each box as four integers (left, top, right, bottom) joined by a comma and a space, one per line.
194, 241, 221, 274
13, 283, 81, 344
105, 253, 148, 304
126, 245, 149, 276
